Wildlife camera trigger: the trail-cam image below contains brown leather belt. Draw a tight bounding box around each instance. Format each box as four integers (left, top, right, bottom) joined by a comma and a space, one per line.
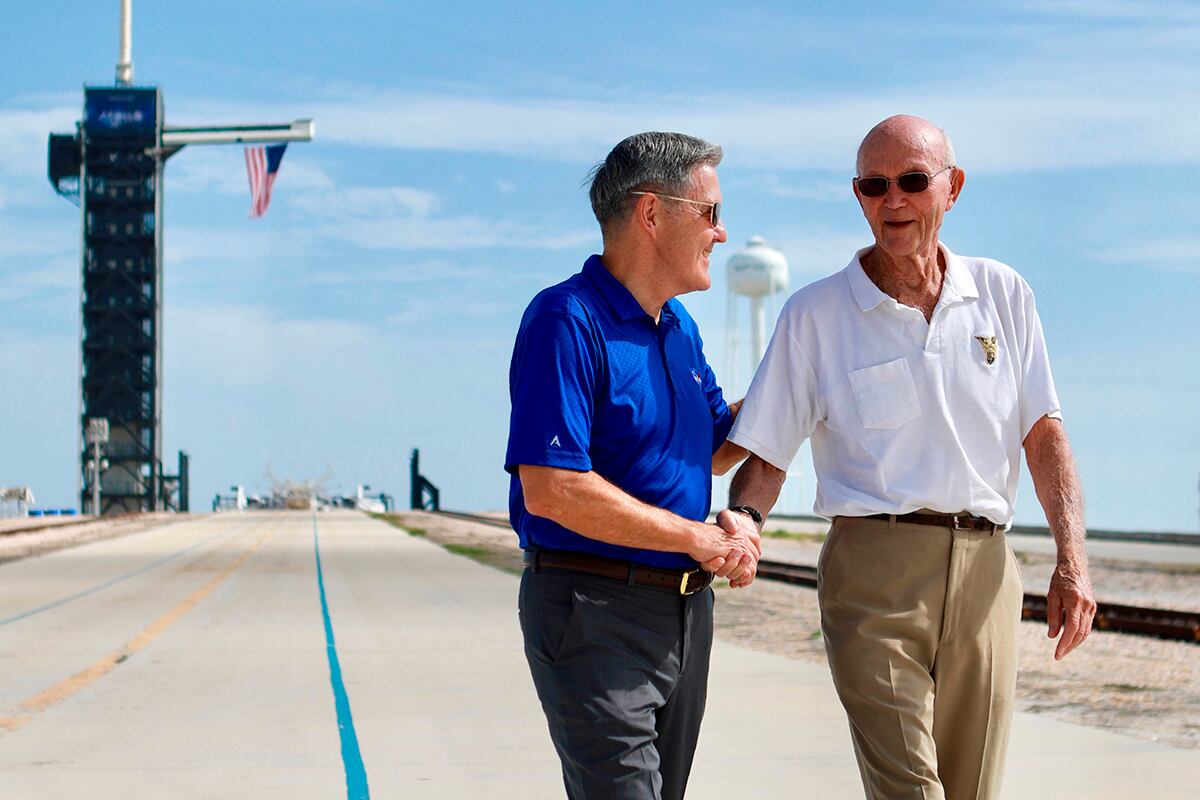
523, 548, 713, 596
864, 511, 1001, 533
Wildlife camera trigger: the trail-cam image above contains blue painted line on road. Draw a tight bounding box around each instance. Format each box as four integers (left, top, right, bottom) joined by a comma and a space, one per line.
0, 524, 239, 628
313, 511, 371, 800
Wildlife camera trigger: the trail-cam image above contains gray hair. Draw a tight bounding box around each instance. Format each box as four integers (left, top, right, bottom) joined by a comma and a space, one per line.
942, 129, 957, 168
587, 132, 723, 231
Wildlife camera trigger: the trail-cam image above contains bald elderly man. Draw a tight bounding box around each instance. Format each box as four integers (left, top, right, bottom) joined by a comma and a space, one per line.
722, 116, 1096, 799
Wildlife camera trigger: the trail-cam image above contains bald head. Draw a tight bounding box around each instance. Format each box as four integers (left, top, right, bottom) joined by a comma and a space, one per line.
856, 115, 955, 175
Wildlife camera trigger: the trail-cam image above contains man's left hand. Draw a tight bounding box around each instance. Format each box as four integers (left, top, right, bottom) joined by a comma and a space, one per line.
1045, 561, 1096, 660
700, 508, 760, 588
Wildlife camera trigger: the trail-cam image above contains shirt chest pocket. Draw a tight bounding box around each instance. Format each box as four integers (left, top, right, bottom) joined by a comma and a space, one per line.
847, 357, 922, 430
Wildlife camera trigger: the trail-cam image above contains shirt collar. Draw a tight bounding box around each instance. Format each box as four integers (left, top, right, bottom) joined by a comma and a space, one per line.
939, 243, 979, 303
582, 254, 672, 325
846, 242, 978, 312
846, 246, 888, 312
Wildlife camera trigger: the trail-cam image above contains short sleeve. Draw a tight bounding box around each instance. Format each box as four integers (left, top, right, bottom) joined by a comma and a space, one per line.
697, 358, 733, 453
727, 312, 821, 472
1017, 282, 1063, 440
504, 311, 597, 474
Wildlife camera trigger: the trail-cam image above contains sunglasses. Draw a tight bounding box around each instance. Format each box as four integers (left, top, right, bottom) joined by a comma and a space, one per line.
854, 165, 954, 198
629, 191, 722, 227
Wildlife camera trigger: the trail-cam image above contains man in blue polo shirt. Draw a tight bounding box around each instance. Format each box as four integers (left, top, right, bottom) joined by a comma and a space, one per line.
505, 131, 759, 800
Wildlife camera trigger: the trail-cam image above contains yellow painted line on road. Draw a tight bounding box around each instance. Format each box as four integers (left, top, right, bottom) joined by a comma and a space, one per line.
0, 524, 277, 736
0, 715, 32, 731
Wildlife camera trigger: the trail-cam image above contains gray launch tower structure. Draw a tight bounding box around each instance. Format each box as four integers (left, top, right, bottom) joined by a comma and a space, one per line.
46, 1, 312, 515
49, 87, 166, 515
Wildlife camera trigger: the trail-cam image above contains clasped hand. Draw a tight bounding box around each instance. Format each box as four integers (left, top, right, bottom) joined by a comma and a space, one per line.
692, 509, 761, 589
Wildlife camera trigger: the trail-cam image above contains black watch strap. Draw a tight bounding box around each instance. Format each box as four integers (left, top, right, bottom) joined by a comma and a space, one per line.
728, 505, 764, 526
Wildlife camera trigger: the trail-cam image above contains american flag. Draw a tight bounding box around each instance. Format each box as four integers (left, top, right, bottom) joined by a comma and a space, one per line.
244, 143, 288, 219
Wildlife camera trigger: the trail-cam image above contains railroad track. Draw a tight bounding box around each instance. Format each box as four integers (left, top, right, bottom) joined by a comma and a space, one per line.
425, 510, 1200, 644
755, 560, 1200, 643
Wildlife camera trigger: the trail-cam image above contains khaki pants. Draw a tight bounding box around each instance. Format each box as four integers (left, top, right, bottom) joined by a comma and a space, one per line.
817, 515, 1022, 800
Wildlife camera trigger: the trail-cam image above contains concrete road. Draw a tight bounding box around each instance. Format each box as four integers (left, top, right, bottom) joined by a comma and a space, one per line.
1, 510, 1195, 798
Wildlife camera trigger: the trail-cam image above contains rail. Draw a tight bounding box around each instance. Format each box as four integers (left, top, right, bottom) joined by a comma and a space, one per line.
421, 510, 1200, 645
754, 559, 1199, 644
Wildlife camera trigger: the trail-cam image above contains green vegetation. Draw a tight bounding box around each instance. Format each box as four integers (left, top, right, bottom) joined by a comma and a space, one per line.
369, 512, 425, 536
367, 511, 524, 575
1103, 683, 1152, 694
443, 542, 524, 575
445, 544, 490, 558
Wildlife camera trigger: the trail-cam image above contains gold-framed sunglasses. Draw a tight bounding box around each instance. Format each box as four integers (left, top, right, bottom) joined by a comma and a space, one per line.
854, 165, 955, 198
629, 191, 722, 227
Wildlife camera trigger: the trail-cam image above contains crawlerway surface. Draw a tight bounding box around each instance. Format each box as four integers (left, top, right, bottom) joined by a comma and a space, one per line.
388, 511, 1200, 751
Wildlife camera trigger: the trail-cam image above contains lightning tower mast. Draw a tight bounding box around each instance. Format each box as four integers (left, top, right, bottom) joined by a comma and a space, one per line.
47, 1, 314, 515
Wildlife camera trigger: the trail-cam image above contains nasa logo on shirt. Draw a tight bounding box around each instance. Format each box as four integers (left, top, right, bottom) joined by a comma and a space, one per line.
690, 368, 703, 386
975, 336, 998, 365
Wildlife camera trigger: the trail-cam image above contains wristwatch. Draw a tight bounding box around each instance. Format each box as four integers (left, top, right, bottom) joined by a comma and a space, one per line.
728, 504, 764, 527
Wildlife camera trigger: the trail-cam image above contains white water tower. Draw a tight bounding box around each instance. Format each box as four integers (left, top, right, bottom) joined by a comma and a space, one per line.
725, 236, 789, 391
718, 236, 807, 517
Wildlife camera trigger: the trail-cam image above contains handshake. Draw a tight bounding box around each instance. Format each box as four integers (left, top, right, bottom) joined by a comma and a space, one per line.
690, 507, 762, 589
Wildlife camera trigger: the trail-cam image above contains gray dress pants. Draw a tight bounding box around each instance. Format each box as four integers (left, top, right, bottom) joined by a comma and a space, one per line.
519, 565, 714, 800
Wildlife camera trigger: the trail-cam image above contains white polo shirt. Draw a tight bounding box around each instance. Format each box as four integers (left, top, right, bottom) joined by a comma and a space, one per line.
728, 243, 1061, 525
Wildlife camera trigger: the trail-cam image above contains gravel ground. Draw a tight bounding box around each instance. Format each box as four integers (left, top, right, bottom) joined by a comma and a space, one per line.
390, 511, 1200, 751
0, 513, 186, 564
761, 535, 1200, 613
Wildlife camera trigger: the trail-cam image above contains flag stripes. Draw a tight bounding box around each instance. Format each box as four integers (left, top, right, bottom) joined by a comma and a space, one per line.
245, 143, 288, 219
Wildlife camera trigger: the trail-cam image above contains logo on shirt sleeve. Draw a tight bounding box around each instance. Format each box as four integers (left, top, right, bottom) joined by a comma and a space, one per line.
690, 368, 703, 386
549, 435, 561, 448
975, 336, 998, 365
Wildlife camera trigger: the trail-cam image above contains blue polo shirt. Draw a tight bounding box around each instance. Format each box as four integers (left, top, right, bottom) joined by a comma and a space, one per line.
505, 254, 733, 569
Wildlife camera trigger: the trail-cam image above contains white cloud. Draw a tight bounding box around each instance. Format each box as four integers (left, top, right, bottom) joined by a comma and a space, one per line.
1021, 0, 1200, 22
8, 9, 1194, 196
165, 180, 595, 259
168, 148, 252, 196
293, 184, 439, 219
768, 231, 871, 279
314, 214, 596, 251
1088, 238, 1200, 272
303, 258, 493, 286
0, 219, 77, 260
167, 303, 378, 391
0, 106, 78, 178
282, 178, 595, 252
0, 257, 78, 303
756, 175, 850, 202
168, 146, 336, 196
385, 300, 437, 326
164, 224, 317, 267
163, 74, 1200, 176
0, 328, 77, 489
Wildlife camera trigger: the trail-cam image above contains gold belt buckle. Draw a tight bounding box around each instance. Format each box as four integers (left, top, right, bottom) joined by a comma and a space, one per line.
679, 569, 697, 595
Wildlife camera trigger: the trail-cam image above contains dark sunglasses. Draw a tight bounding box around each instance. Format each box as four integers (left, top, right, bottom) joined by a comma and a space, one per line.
629, 191, 722, 227
854, 165, 954, 198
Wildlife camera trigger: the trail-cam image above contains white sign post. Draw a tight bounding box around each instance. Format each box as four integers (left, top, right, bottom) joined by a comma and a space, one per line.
86, 418, 110, 516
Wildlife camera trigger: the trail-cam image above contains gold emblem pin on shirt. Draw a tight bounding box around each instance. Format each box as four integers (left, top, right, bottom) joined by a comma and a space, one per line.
975, 336, 998, 365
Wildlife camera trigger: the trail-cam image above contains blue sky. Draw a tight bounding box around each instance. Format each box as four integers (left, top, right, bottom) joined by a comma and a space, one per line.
2, 1, 1198, 532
